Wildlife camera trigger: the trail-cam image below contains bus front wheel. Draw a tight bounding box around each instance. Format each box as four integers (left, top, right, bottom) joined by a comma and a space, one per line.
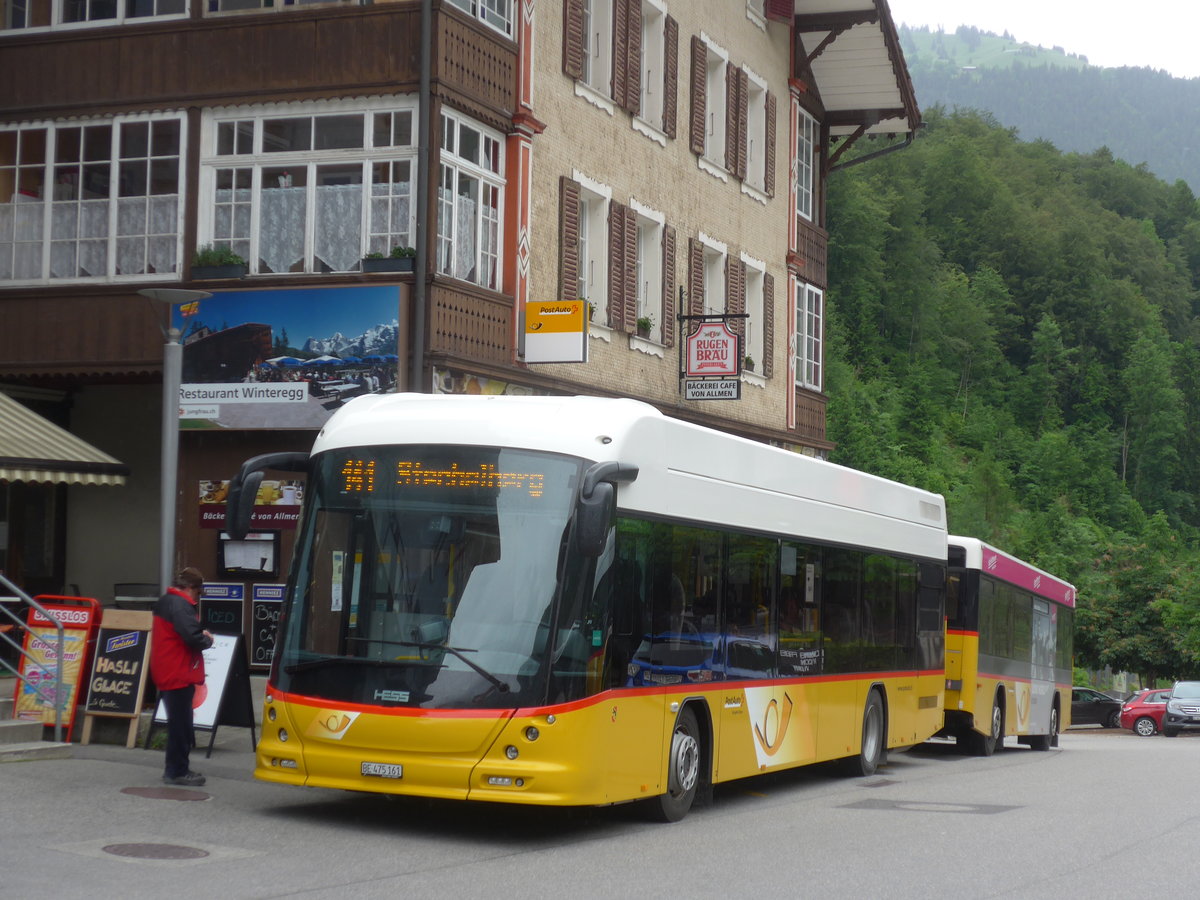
647, 707, 702, 822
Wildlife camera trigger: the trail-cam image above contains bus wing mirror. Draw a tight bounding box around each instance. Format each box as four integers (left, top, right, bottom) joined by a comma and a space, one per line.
226, 451, 309, 540
576, 481, 614, 558
575, 461, 638, 558
226, 471, 264, 540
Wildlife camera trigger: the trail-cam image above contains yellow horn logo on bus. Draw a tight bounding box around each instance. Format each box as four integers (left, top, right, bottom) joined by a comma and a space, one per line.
307, 709, 360, 740
753, 692, 794, 757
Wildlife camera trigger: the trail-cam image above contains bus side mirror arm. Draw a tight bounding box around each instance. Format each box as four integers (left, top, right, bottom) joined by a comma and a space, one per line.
226, 451, 310, 540
576, 462, 638, 557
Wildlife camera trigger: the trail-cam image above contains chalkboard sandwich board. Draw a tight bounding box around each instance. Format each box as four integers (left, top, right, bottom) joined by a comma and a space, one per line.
81, 609, 154, 748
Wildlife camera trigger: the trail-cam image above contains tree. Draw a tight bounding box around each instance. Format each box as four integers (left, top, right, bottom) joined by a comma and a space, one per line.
1075, 514, 1188, 684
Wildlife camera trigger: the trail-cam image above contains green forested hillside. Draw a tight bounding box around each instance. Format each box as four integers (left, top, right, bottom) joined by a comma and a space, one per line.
825, 110, 1200, 682
898, 25, 1200, 194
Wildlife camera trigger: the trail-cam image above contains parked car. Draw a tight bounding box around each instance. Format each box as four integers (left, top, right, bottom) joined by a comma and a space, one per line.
1162, 681, 1200, 736
1071, 687, 1123, 728
1120, 688, 1172, 736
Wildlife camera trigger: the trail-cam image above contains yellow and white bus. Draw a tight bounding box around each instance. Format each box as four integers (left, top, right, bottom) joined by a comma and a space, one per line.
230, 394, 948, 820
943, 536, 1076, 755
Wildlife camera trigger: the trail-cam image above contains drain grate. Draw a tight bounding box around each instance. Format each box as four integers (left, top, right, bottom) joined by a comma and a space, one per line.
121, 786, 210, 801
103, 843, 211, 861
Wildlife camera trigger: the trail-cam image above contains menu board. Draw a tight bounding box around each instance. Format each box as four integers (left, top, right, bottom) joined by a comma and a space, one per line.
250, 584, 285, 668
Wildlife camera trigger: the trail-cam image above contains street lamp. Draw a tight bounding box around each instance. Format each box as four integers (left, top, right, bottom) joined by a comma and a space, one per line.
139, 288, 212, 592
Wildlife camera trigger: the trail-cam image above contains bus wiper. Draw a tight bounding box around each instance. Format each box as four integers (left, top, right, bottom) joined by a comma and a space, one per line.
399, 640, 510, 693
284, 656, 406, 674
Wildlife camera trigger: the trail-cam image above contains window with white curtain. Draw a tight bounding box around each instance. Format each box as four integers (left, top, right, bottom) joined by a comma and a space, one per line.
436, 110, 504, 290
200, 100, 416, 275
2, 0, 185, 32
0, 113, 184, 283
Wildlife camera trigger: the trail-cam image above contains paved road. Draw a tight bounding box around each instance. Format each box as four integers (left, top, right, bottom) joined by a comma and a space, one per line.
3, 724, 1199, 899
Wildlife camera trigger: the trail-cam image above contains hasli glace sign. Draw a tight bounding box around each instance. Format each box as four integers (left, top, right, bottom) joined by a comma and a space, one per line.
684, 320, 741, 400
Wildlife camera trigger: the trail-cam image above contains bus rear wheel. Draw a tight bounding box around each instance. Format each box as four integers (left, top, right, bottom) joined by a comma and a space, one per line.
1028, 705, 1058, 751
647, 707, 701, 822
841, 690, 886, 777
969, 694, 1004, 756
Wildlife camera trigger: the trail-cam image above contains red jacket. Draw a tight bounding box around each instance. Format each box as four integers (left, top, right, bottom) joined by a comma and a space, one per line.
150, 587, 212, 691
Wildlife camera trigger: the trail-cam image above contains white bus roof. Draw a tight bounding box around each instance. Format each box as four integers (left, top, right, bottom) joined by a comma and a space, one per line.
948, 535, 1076, 608
314, 394, 947, 562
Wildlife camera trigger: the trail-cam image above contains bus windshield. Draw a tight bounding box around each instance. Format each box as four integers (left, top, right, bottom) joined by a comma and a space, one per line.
275, 444, 592, 710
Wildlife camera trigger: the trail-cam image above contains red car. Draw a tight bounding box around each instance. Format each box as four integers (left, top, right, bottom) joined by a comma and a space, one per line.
1120, 688, 1173, 736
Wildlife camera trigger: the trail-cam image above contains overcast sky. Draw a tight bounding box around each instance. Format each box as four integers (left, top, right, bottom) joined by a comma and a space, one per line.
888, 0, 1200, 79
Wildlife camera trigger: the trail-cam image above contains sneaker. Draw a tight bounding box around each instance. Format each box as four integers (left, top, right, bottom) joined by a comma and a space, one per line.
163, 771, 206, 786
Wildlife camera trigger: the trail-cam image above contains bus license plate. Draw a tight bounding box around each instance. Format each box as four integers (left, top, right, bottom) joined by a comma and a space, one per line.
361, 761, 403, 779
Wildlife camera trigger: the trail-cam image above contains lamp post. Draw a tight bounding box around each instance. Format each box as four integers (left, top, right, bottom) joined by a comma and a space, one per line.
139, 288, 212, 592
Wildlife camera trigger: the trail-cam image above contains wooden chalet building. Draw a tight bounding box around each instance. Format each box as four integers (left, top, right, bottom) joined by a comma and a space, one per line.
0, 1, 919, 612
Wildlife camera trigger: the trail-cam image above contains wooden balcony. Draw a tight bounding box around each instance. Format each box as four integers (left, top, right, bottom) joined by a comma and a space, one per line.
428, 281, 514, 369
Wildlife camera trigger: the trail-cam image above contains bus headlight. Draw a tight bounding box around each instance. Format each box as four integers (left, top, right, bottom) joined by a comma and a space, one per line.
524, 726, 540, 742
505, 745, 519, 759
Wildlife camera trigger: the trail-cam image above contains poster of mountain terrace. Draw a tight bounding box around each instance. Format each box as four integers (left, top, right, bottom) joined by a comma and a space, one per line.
172, 285, 401, 430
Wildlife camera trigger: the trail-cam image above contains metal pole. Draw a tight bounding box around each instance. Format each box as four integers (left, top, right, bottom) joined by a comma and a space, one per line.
410, 0, 432, 393
160, 329, 182, 592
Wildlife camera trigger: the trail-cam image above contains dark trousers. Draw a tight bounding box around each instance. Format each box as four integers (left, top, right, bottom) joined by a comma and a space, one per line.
161, 684, 196, 778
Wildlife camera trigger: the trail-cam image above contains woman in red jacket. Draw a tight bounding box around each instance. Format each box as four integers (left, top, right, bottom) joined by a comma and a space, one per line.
151, 567, 213, 786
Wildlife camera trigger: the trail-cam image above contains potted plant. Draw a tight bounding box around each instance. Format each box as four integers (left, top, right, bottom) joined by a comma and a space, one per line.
363, 245, 417, 273
744, 354, 755, 372
191, 245, 247, 279
636, 314, 654, 338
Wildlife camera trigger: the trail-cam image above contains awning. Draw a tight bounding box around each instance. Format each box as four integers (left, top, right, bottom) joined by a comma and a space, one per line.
0, 392, 129, 487
783, 1, 922, 137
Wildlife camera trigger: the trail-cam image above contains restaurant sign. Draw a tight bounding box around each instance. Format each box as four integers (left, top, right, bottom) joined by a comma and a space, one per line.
685, 321, 739, 378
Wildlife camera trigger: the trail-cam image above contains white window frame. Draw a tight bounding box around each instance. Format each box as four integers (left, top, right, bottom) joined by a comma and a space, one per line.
795, 106, 816, 225
701, 33, 729, 170
796, 280, 823, 391
741, 252, 765, 374
631, 197, 663, 344
438, 109, 505, 289
636, 0, 667, 137
444, 0, 514, 38
574, 170, 611, 327
744, 67, 768, 195
0, 112, 186, 285
699, 231, 726, 317
2, 0, 185, 33
199, 97, 418, 276
582, 0, 614, 99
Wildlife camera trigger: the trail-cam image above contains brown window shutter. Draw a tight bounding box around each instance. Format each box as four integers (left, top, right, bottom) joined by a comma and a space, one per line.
663, 16, 678, 138
765, 91, 776, 197
563, 0, 585, 81
762, 272, 775, 378
612, 0, 628, 108
736, 69, 749, 181
727, 257, 745, 337
619, 0, 643, 114
724, 64, 740, 176
688, 238, 704, 316
559, 176, 581, 304
663, 224, 677, 347
608, 202, 625, 330
764, 0, 792, 23
623, 205, 638, 331
690, 36, 706, 156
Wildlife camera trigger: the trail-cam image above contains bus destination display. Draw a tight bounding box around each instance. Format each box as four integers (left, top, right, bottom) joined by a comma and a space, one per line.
339, 459, 544, 497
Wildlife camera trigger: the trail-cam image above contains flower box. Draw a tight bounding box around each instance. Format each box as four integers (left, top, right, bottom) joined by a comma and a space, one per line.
191, 264, 248, 280
362, 256, 415, 273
